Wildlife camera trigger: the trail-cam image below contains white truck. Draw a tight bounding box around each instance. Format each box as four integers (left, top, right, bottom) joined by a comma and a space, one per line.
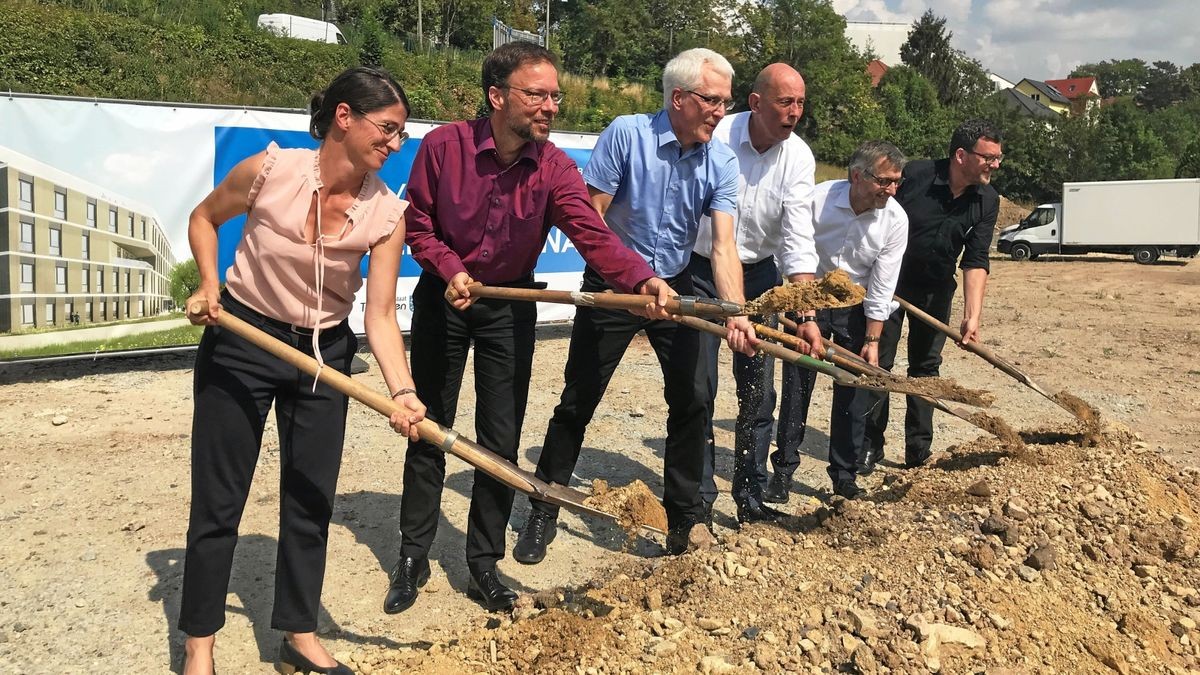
997, 178, 1200, 264
257, 13, 347, 44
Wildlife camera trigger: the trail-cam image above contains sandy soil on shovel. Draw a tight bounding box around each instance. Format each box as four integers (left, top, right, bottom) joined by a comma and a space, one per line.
1, 254, 1199, 673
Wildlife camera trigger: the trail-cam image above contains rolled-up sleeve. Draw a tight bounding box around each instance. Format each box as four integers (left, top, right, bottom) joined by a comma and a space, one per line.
961, 192, 998, 273
404, 138, 467, 282
864, 208, 909, 321
779, 144, 817, 277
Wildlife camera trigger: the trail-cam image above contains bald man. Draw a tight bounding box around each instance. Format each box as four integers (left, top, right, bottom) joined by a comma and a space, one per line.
690, 63, 822, 525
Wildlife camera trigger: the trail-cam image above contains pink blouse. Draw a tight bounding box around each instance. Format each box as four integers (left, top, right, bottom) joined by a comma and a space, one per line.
225, 142, 406, 330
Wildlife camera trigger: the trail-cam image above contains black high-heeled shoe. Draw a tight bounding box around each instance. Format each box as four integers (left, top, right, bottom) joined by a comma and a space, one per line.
277, 637, 354, 675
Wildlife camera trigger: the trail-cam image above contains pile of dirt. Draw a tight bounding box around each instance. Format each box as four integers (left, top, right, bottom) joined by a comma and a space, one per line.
966, 412, 1025, 449
856, 373, 995, 408
584, 479, 670, 537
997, 196, 1031, 229
742, 269, 866, 316
341, 419, 1200, 674
1053, 390, 1105, 446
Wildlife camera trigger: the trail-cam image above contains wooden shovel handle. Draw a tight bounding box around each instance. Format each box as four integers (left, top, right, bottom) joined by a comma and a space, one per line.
447, 282, 743, 317
893, 295, 1036, 387
673, 315, 855, 384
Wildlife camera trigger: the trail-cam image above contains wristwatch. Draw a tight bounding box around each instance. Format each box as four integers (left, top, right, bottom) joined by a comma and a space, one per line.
863, 335, 881, 343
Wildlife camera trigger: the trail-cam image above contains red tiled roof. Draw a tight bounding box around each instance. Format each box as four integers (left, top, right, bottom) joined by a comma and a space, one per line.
1044, 77, 1098, 100
867, 59, 889, 87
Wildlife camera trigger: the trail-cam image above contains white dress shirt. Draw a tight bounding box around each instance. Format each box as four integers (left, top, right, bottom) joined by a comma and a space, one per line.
811, 179, 909, 321
694, 111, 817, 275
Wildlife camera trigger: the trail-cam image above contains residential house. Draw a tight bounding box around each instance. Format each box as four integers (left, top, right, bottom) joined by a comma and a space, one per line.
995, 87, 1059, 119
1044, 76, 1101, 115
1014, 78, 1071, 116
867, 59, 889, 88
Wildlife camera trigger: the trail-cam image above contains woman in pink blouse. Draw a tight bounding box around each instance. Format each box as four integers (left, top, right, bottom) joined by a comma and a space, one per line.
180, 67, 425, 675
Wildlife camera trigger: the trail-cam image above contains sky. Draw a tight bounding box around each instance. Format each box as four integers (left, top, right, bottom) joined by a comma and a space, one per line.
834, 0, 1200, 83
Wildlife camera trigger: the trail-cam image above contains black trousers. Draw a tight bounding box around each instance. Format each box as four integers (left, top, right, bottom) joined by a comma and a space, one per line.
861, 280, 956, 463
774, 305, 874, 485
530, 267, 707, 530
689, 253, 807, 506
180, 292, 356, 637
398, 272, 536, 573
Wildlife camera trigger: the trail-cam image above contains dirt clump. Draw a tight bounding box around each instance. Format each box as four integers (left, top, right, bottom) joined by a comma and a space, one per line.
966, 411, 1025, 448
855, 373, 995, 408
1053, 390, 1104, 445
742, 269, 865, 315
584, 479, 669, 536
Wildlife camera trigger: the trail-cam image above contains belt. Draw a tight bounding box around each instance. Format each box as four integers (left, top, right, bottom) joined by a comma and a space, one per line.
221, 291, 333, 337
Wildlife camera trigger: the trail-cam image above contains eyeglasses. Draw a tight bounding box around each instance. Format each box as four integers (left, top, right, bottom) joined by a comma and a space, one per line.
685, 90, 736, 112
863, 169, 904, 189
504, 86, 565, 106
969, 150, 1004, 166
353, 108, 409, 145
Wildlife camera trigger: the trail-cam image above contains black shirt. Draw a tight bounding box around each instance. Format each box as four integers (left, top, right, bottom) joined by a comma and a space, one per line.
895, 158, 998, 287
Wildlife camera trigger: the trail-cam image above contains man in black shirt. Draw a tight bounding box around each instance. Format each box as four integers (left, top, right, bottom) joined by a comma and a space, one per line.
860, 119, 1002, 470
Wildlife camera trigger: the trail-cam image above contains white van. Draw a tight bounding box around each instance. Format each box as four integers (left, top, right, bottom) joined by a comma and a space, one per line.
257, 13, 347, 45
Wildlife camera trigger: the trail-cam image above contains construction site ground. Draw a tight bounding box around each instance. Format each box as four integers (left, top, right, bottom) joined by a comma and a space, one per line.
1, 254, 1198, 673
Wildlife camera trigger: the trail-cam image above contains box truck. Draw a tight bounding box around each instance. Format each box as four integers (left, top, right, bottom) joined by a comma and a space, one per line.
997, 178, 1200, 264
257, 13, 347, 44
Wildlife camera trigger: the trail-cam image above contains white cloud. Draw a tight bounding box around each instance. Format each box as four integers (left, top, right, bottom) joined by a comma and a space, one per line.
100, 150, 171, 186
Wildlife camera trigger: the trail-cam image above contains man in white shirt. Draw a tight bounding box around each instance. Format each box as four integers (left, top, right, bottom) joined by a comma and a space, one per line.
763, 140, 909, 501
689, 63, 822, 525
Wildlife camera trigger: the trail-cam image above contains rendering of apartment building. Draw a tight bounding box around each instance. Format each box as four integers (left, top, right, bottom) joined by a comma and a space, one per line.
0, 146, 177, 333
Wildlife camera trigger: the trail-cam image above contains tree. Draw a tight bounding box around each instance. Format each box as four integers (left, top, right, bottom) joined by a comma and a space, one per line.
1136, 60, 1195, 111
898, 10, 990, 108
1177, 138, 1200, 178
1070, 58, 1148, 98
872, 65, 950, 158
169, 259, 201, 309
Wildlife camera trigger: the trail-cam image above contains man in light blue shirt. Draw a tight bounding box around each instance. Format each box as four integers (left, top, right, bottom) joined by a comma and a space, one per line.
514, 48, 757, 561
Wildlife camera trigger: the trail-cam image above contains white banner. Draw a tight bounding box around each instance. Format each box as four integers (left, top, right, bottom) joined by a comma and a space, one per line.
0, 93, 597, 346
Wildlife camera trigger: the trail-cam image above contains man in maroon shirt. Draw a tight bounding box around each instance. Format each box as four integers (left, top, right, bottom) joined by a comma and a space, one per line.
384, 42, 671, 615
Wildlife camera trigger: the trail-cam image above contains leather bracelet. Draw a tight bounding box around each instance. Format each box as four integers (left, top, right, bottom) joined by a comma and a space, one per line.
390, 387, 416, 399
795, 315, 817, 324
863, 335, 881, 343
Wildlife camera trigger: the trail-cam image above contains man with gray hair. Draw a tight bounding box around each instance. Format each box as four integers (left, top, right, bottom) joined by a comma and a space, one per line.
690, 62, 821, 525
514, 48, 756, 561
765, 140, 909, 501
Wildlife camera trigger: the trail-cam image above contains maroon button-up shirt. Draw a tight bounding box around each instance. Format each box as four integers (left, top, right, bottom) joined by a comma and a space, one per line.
404, 117, 655, 293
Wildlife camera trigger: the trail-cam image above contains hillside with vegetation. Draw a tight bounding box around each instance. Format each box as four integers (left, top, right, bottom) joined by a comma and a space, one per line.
4, 0, 1200, 202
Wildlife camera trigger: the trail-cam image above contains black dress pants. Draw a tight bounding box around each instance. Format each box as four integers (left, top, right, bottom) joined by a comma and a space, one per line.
180, 292, 355, 637
861, 280, 956, 463
398, 272, 536, 573
529, 267, 707, 530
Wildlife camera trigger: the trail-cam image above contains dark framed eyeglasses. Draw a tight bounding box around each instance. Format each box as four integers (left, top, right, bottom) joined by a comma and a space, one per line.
863, 169, 904, 189
352, 107, 409, 144
685, 89, 736, 112
504, 86, 565, 105
968, 150, 1004, 166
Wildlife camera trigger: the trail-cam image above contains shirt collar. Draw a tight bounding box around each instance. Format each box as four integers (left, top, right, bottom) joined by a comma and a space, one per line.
652, 109, 679, 149
933, 157, 977, 197
832, 180, 854, 211
472, 117, 540, 166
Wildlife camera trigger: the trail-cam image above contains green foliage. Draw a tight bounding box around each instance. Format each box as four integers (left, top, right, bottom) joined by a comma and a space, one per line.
873, 65, 952, 159
169, 259, 202, 308
898, 10, 988, 107
1177, 139, 1200, 179
1071, 58, 1148, 98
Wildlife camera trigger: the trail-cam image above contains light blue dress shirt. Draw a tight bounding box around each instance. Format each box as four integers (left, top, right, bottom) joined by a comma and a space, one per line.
582, 110, 738, 278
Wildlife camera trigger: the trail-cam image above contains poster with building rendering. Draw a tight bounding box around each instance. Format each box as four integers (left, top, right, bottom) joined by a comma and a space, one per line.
0, 94, 596, 359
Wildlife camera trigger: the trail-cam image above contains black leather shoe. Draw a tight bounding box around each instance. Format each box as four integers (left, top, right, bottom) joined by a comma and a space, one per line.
513, 510, 557, 565
833, 480, 865, 500
701, 502, 715, 531
467, 569, 518, 612
383, 555, 429, 615
278, 637, 353, 674
859, 447, 882, 475
736, 498, 785, 525
904, 449, 932, 469
763, 472, 792, 504
665, 524, 689, 556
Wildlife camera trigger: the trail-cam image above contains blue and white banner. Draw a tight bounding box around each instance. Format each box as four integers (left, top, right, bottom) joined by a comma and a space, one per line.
0, 93, 596, 343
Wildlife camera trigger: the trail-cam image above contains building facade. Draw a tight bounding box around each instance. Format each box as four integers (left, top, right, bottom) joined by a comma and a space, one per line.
0, 147, 177, 333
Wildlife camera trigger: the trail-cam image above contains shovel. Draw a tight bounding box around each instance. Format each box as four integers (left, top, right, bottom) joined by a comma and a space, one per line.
773, 315, 1011, 436
894, 295, 1089, 422
674, 315, 988, 404
448, 282, 743, 318
187, 300, 665, 536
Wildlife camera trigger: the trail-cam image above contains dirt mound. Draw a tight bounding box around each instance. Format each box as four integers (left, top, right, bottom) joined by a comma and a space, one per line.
1053, 390, 1105, 446
353, 420, 1200, 675
584, 479, 669, 537
997, 196, 1031, 228
742, 269, 866, 316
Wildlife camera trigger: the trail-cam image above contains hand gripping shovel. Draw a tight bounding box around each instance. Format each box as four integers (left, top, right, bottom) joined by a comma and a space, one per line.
773, 315, 1012, 437
448, 282, 743, 318
894, 295, 1092, 423
675, 315, 990, 404
187, 300, 665, 536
